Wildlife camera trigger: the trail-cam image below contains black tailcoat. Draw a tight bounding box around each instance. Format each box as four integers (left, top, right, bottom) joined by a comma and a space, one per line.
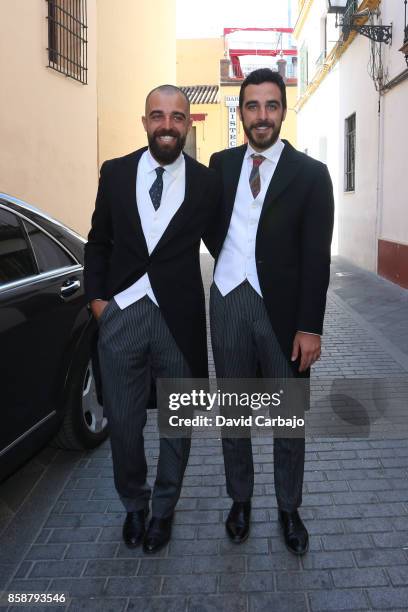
84, 147, 219, 378
208, 139, 335, 377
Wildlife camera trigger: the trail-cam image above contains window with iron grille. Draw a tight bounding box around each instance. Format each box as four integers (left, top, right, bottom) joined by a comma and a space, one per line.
344, 113, 356, 192
46, 0, 88, 84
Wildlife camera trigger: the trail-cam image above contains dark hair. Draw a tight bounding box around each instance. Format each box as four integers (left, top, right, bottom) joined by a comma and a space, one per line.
145, 84, 190, 115
239, 68, 287, 112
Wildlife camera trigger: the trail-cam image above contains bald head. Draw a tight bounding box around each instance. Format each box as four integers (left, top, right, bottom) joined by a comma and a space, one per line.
145, 84, 190, 116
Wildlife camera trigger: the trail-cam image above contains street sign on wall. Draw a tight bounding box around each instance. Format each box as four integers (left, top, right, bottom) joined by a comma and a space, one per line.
225, 96, 239, 148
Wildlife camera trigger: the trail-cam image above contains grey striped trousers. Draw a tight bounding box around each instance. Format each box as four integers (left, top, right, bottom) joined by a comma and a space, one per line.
210, 281, 305, 512
97, 296, 191, 518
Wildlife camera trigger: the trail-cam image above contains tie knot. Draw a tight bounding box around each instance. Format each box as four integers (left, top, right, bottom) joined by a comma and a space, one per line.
251, 154, 265, 167
155, 166, 165, 177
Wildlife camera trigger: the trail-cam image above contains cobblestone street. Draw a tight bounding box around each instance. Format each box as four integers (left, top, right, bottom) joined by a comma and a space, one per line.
1, 255, 408, 612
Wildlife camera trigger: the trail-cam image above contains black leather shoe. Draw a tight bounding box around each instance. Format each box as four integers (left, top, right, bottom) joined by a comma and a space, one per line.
143, 515, 173, 553
226, 501, 251, 543
278, 509, 309, 555
122, 509, 148, 548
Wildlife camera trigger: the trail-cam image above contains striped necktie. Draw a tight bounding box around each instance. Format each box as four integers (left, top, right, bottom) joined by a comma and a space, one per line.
249, 154, 265, 199
149, 167, 165, 210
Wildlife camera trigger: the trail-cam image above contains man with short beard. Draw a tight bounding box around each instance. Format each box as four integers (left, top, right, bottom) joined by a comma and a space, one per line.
84, 85, 219, 553
208, 69, 334, 555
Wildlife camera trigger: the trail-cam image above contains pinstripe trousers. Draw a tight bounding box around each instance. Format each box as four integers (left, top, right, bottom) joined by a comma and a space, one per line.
210, 281, 305, 512
97, 296, 191, 518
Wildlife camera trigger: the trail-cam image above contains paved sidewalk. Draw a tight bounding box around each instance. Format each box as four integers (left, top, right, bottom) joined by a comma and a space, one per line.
1, 255, 408, 612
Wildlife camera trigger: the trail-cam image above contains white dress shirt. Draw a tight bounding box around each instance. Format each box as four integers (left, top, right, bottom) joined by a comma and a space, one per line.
214, 139, 285, 297
114, 149, 185, 309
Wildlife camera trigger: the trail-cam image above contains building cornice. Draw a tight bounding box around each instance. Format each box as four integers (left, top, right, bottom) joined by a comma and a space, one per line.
294, 0, 314, 39
295, 0, 381, 112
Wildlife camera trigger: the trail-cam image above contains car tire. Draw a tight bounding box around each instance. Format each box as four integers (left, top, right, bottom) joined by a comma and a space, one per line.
52, 337, 109, 450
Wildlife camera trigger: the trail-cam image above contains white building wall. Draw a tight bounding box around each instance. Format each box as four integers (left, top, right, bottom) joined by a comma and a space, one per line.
337, 34, 379, 272
296, 65, 341, 256
297, 0, 339, 90
296, 0, 342, 255
377, 1, 408, 248
381, 80, 408, 244
379, 0, 408, 80
296, 0, 408, 273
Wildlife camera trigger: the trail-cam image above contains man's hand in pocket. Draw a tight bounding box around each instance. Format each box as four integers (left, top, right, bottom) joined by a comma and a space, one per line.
90, 299, 109, 321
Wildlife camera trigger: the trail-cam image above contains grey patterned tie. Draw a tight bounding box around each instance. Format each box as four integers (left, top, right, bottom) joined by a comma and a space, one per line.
249, 154, 266, 199
149, 167, 165, 210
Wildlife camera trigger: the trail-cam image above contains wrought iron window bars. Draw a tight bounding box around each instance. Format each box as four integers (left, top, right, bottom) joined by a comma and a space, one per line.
46, 0, 88, 84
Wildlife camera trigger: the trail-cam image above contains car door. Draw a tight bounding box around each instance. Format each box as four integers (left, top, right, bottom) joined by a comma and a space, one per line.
0, 205, 85, 457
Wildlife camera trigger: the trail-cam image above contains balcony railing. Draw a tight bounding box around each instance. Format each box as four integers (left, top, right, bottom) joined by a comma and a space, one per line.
340, 0, 392, 44
341, 0, 359, 41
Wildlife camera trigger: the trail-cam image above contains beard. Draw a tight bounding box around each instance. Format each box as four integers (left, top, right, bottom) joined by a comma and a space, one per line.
242, 120, 282, 151
147, 129, 186, 164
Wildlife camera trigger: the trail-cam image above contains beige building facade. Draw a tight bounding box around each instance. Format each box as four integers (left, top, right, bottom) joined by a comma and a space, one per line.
0, 0, 98, 236
177, 38, 224, 86
0, 0, 176, 236
97, 0, 177, 165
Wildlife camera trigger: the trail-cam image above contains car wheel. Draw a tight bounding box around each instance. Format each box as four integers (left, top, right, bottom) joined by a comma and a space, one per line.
53, 342, 109, 450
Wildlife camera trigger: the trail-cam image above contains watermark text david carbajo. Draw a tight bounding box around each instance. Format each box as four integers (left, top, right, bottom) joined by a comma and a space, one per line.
156, 378, 308, 437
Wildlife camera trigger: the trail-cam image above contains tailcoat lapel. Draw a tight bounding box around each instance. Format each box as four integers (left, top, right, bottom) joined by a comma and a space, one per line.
119, 149, 199, 258
258, 139, 303, 224
222, 144, 246, 235
120, 147, 149, 258
150, 153, 199, 255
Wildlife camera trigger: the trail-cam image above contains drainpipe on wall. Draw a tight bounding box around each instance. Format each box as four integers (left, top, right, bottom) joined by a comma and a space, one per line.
375, 89, 384, 275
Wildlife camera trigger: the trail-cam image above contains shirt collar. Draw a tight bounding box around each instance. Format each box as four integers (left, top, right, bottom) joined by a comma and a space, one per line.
245, 138, 285, 165
146, 148, 184, 178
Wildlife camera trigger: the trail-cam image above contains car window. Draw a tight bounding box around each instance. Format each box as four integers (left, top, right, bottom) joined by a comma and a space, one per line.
24, 220, 76, 272
0, 208, 37, 285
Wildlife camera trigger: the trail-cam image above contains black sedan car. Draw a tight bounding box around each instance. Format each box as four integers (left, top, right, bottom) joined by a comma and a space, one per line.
0, 193, 108, 481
